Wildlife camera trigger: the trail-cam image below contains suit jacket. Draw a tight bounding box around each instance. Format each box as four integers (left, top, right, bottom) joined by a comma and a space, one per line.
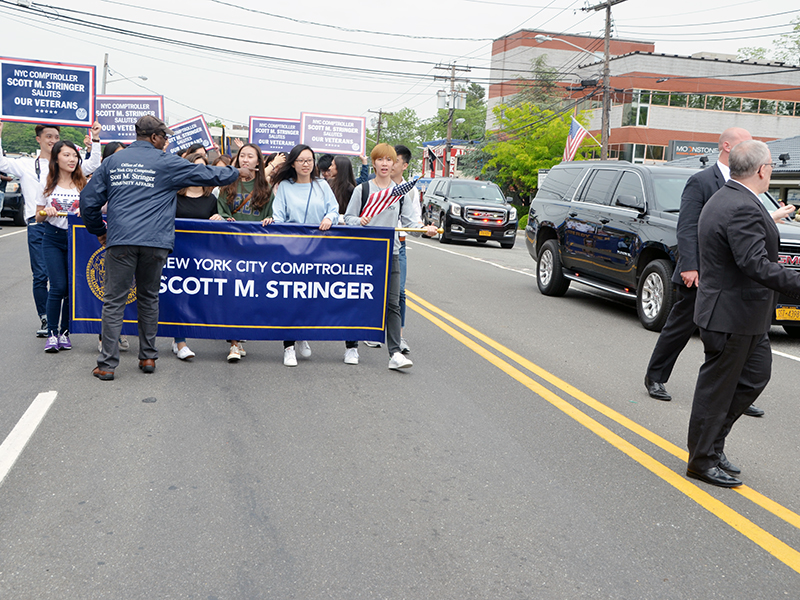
673, 163, 725, 284
695, 180, 800, 335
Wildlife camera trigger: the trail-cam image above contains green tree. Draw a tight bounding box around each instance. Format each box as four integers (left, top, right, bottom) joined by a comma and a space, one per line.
511, 55, 565, 107
1, 122, 88, 154
365, 107, 423, 173
738, 17, 800, 63
483, 103, 591, 199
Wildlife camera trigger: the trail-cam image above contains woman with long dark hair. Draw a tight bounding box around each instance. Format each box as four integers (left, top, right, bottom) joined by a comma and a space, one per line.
35, 140, 87, 352
269, 144, 339, 367
216, 144, 274, 362
328, 155, 357, 215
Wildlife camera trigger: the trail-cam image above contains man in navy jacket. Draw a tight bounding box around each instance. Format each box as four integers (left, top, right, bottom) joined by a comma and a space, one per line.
81, 115, 252, 380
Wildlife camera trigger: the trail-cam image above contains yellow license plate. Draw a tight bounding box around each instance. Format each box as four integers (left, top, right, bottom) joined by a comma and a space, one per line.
479, 230, 491, 237
776, 305, 800, 321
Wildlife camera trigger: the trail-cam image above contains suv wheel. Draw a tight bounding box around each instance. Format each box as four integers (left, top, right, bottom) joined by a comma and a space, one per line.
537, 239, 570, 296
438, 213, 450, 244
637, 259, 675, 332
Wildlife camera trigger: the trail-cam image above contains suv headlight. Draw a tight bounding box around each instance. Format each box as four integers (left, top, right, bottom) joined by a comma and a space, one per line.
7, 182, 19, 193
508, 207, 517, 220
450, 202, 462, 217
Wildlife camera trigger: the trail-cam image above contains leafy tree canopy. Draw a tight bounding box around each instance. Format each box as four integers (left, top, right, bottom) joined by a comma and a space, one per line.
739, 17, 800, 64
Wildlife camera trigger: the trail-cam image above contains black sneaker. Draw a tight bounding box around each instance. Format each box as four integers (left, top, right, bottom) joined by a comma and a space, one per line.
36, 315, 48, 338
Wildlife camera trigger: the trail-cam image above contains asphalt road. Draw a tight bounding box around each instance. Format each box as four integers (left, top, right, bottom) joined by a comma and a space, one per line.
2, 224, 800, 599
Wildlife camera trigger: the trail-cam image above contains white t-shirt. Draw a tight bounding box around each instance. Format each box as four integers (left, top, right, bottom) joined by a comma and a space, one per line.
44, 185, 81, 230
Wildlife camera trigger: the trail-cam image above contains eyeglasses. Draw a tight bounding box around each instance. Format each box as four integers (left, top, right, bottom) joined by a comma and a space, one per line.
296, 158, 314, 165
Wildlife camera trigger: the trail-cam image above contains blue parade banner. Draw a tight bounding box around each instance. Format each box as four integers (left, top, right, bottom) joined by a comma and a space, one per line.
249, 116, 300, 153
1, 56, 95, 127
300, 112, 366, 156
96, 95, 164, 143
166, 115, 214, 155
68, 218, 394, 342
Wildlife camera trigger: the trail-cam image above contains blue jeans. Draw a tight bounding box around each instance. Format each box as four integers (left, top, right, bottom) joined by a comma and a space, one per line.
27, 218, 49, 317
42, 223, 69, 334
399, 240, 407, 328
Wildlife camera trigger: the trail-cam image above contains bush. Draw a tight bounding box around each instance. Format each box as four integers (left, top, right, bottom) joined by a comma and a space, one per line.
518, 214, 528, 230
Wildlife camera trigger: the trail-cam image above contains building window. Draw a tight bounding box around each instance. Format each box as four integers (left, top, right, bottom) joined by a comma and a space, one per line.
651, 92, 669, 106
759, 99, 776, 115
687, 94, 705, 109
741, 98, 759, 113
669, 93, 687, 108
778, 101, 795, 116
724, 97, 741, 112
706, 96, 724, 111
622, 90, 649, 127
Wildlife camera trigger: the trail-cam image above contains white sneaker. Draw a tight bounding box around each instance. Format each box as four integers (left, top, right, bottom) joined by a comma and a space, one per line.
297, 340, 312, 358
388, 352, 413, 370
237, 342, 247, 357
344, 347, 359, 365
364, 341, 382, 348
284, 346, 298, 366
98, 339, 103, 353
227, 344, 241, 362
176, 345, 195, 360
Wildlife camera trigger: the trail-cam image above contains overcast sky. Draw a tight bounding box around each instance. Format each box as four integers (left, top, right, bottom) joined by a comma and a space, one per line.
0, 0, 796, 128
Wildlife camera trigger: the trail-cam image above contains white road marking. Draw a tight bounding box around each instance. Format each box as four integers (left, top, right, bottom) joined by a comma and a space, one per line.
408, 240, 800, 363
407, 239, 536, 278
0, 228, 28, 240
0, 391, 57, 487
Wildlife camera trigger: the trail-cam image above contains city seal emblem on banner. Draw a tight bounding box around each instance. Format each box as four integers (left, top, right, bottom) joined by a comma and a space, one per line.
85, 247, 137, 304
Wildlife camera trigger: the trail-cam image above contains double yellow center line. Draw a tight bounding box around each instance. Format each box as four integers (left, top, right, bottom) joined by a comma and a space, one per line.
407, 290, 800, 574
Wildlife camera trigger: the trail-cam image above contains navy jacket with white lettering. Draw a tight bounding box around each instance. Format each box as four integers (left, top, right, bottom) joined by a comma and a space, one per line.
80, 140, 239, 250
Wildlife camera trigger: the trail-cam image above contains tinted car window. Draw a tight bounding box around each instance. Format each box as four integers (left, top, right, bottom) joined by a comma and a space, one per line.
449, 181, 505, 202
538, 167, 583, 202
613, 171, 645, 207
577, 169, 618, 206
651, 172, 693, 211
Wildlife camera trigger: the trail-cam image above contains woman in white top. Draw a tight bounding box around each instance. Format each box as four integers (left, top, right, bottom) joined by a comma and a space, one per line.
268, 144, 339, 367
35, 141, 87, 353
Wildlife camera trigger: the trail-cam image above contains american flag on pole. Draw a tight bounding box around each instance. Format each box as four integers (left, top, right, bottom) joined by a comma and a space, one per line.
562, 117, 589, 162
360, 177, 419, 219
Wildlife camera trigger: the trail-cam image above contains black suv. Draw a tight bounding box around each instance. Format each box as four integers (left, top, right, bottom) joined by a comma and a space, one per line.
1, 174, 25, 226
526, 161, 800, 333
423, 178, 518, 248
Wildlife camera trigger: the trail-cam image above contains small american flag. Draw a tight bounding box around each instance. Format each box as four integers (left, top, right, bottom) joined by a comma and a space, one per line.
562, 117, 589, 162
360, 177, 419, 219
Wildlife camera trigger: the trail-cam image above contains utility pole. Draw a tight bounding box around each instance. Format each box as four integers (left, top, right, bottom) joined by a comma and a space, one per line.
583, 0, 627, 160
368, 109, 393, 145
102, 53, 109, 95
434, 63, 470, 177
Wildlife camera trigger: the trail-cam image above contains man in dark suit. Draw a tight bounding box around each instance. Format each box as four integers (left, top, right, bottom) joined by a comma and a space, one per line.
643, 128, 767, 417
686, 140, 800, 487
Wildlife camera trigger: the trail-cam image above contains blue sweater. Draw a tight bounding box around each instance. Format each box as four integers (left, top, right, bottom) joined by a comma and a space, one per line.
272, 178, 339, 225
80, 140, 239, 250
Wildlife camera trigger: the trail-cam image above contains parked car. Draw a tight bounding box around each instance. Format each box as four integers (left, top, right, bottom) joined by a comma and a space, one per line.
422, 178, 518, 248
1, 174, 26, 226
526, 160, 800, 334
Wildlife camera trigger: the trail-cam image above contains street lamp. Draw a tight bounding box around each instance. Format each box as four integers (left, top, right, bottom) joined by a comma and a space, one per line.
535, 34, 609, 159
101, 53, 148, 94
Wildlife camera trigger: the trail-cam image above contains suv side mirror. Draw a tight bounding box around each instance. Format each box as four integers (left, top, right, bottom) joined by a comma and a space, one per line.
506, 196, 514, 203
616, 194, 645, 211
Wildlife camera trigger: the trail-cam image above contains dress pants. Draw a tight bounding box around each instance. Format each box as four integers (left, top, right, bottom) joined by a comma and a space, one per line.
646, 283, 697, 383
687, 330, 771, 472
98, 245, 169, 371
386, 255, 402, 356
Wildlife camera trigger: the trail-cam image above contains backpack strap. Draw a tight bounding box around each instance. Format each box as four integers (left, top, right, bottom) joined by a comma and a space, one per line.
359, 182, 370, 216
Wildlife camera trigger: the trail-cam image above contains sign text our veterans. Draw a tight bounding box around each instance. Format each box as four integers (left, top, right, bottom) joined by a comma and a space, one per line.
69, 219, 394, 342
249, 116, 300, 153
1, 56, 95, 127
300, 112, 366, 156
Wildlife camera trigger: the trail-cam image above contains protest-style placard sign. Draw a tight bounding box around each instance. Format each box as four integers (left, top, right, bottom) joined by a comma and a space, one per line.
96, 95, 164, 143
1, 56, 95, 127
166, 115, 214, 155
300, 113, 366, 156
249, 117, 300, 154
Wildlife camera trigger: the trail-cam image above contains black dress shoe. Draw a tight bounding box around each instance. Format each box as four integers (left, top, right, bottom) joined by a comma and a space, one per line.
718, 452, 741, 475
744, 405, 764, 417
686, 466, 742, 488
644, 375, 672, 401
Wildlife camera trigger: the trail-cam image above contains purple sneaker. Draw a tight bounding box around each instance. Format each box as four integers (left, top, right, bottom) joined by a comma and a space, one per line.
45, 333, 60, 353
58, 332, 72, 350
